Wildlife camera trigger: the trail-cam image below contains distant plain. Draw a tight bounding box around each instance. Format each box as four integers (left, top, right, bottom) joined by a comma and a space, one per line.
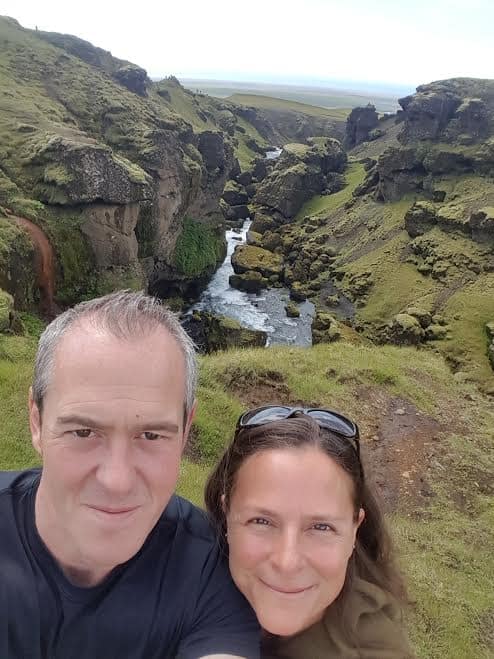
179, 78, 415, 112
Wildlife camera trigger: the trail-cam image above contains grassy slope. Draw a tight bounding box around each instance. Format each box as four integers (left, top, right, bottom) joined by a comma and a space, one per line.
228, 93, 350, 119
1, 335, 493, 658
290, 152, 494, 390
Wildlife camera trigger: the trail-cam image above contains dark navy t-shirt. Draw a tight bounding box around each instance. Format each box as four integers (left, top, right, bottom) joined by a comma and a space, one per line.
0, 470, 259, 659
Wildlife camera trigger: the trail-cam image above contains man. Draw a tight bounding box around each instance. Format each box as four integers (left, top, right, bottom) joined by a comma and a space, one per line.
0, 291, 259, 659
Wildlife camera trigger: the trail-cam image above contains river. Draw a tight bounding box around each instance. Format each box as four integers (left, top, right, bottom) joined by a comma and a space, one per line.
191, 219, 315, 347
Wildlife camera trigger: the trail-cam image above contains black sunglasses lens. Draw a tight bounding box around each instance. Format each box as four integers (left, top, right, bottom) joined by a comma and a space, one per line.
308, 410, 356, 438
240, 406, 291, 426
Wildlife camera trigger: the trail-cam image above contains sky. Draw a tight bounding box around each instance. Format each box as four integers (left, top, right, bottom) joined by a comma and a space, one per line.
2, 0, 493, 89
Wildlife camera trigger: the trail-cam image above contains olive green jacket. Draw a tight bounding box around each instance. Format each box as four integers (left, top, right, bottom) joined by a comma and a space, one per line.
262, 578, 414, 659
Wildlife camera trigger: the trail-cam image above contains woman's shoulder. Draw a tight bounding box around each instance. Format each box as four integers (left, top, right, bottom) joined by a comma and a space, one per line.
262, 578, 414, 659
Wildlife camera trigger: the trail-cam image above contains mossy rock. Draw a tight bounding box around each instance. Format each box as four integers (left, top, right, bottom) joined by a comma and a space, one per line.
222, 180, 249, 206
388, 313, 425, 345
312, 312, 336, 331
325, 294, 340, 307
183, 310, 267, 353
486, 322, 494, 343
425, 323, 448, 341
285, 302, 300, 318
231, 244, 283, 278
229, 271, 268, 293
406, 307, 432, 328
0, 289, 14, 332
249, 212, 279, 234
289, 282, 309, 302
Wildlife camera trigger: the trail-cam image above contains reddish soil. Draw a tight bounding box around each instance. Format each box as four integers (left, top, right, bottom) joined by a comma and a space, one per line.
9, 213, 57, 318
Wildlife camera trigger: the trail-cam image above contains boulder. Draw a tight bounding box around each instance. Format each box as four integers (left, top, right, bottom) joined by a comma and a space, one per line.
182, 311, 267, 353
231, 244, 283, 278
312, 312, 341, 344
469, 207, 494, 243
388, 313, 425, 345
285, 302, 300, 318
113, 64, 148, 96
405, 201, 438, 237
222, 180, 249, 206
229, 271, 269, 293
289, 282, 309, 302
425, 324, 448, 341
405, 307, 432, 328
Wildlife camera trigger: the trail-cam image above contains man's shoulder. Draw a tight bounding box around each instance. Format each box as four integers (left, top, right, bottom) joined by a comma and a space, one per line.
161, 494, 217, 544
0, 468, 40, 496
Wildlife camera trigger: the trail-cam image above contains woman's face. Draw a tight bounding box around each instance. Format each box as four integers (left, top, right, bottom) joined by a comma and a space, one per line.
226, 446, 364, 636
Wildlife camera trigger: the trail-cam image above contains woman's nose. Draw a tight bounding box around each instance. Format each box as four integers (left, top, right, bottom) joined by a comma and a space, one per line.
270, 530, 304, 573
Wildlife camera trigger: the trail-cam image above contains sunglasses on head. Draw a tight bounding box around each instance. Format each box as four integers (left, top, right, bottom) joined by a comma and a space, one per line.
236, 405, 361, 460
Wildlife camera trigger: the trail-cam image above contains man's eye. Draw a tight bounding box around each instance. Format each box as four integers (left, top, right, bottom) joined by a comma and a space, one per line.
72, 429, 93, 439
142, 431, 161, 441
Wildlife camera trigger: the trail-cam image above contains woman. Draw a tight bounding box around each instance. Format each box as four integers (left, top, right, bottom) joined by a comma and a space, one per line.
205, 405, 413, 658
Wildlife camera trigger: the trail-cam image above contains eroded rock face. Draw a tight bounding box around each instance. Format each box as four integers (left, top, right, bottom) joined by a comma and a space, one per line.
29, 136, 152, 205
345, 105, 379, 149
398, 78, 494, 145
113, 65, 149, 97
80, 203, 140, 268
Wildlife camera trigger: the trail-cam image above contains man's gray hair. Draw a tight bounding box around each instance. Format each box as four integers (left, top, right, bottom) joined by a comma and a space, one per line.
32, 290, 197, 418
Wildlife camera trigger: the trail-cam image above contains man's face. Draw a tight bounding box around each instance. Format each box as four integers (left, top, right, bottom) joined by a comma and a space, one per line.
29, 323, 194, 584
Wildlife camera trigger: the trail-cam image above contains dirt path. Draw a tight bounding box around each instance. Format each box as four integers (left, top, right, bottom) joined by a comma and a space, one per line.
8, 212, 57, 318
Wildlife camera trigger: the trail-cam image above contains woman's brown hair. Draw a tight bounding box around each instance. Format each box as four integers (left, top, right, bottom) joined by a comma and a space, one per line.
205, 413, 407, 635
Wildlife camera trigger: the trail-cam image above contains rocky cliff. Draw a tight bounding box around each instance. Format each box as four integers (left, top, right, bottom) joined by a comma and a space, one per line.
0, 16, 237, 310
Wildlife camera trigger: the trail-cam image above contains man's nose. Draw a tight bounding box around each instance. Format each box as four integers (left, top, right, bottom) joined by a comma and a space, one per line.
96, 441, 135, 495
271, 530, 304, 573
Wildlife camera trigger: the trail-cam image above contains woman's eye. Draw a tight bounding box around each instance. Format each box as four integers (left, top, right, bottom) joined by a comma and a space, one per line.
142, 431, 161, 441
249, 517, 270, 526
312, 523, 334, 532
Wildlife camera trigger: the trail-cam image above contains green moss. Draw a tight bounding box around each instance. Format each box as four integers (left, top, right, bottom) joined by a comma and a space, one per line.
174, 217, 225, 278
42, 163, 73, 186
295, 162, 366, 220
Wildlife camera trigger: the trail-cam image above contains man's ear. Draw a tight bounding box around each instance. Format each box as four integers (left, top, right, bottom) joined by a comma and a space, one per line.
182, 399, 197, 446
28, 387, 42, 456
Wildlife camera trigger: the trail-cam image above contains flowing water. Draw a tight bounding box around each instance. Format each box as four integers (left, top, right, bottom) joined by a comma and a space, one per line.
191, 220, 315, 347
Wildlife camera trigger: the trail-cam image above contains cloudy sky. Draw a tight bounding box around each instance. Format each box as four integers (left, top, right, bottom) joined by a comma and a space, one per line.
3, 0, 493, 88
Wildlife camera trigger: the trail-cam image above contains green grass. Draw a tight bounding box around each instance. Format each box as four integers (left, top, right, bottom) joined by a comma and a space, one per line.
295, 162, 366, 220
228, 94, 351, 119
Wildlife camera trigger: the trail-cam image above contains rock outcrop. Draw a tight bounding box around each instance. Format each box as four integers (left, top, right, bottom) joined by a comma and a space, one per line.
182, 310, 267, 352
344, 105, 379, 149
398, 78, 494, 145
254, 139, 347, 220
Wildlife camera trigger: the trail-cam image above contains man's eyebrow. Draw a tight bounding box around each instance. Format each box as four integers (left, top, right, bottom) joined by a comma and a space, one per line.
56, 415, 100, 427
56, 415, 180, 433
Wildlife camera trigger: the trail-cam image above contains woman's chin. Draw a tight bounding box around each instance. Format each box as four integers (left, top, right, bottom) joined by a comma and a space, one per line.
260, 614, 312, 638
